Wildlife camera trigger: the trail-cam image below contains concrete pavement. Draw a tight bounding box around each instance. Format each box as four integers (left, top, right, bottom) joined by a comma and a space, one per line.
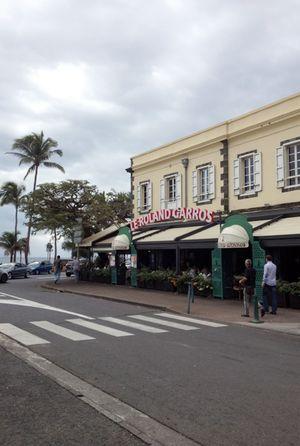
42, 279, 300, 336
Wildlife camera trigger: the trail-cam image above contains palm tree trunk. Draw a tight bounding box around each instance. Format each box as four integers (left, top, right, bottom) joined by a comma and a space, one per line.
25, 165, 39, 264
13, 205, 18, 262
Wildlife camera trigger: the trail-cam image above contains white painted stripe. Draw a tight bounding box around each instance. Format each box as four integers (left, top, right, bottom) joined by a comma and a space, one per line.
0, 323, 49, 346
30, 321, 95, 341
0, 292, 93, 319
100, 317, 168, 333
154, 313, 227, 327
67, 319, 134, 337
129, 315, 199, 331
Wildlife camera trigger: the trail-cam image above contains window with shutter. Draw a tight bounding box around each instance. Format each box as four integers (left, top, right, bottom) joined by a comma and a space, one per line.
234, 152, 261, 196
254, 153, 262, 192
276, 139, 300, 189
137, 185, 141, 211
208, 165, 215, 199
138, 181, 152, 213
160, 179, 165, 209
175, 174, 181, 208
233, 158, 240, 196
192, 170, 197, 202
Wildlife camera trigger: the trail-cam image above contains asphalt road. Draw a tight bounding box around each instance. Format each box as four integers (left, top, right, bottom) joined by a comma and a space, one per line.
1, 275, 299, 446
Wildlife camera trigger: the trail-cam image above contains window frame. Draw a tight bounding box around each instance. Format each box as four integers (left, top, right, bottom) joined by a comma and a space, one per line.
282, 140, 300, 189
137, 180, 151, 213
239, 152, 255, 196
197, 165, 210, 203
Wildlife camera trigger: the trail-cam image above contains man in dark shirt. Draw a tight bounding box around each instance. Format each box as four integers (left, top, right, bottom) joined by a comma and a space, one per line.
240, 259, 256, 317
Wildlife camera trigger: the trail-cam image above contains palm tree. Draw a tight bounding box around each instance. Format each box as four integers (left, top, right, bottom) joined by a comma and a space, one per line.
0, 231, 17, 262
6, 131, 65, 263
16, 237, 27, 263
0, 182, 26, 261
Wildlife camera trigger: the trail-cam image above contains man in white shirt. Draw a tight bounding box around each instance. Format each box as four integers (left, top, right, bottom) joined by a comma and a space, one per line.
261, 255, 277, 315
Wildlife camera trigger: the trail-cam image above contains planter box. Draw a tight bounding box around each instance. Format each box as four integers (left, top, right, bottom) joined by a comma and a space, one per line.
289, 293, 300, 309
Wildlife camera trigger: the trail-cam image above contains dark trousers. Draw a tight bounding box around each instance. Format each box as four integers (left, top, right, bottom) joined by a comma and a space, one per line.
263, 284, 277, 313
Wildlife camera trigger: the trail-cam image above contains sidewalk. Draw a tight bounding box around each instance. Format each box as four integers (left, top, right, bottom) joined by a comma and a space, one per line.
42, 279, 300, 336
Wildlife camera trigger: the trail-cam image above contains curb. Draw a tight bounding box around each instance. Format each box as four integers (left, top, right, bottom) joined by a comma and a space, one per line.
41, 284, 168, 312
41, 284, 299, 336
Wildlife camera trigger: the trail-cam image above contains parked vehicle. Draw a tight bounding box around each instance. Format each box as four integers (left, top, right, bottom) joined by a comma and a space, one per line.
0, 268, 8, 283
0, 262, 31, 279
28, 260, 52, 275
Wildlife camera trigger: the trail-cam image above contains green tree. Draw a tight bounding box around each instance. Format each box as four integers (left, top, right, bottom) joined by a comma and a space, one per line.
7, 131, 65, 263
0, 231, 17, 262
0, 181, 26, 261
22, 180, 132, 251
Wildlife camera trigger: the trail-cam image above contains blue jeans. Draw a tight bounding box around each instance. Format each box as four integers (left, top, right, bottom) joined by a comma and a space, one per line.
263, 284, 277, 313
54, 270, 61, 284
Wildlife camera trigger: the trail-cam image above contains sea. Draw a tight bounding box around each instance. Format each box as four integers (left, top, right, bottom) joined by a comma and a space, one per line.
0, 256, 50, 264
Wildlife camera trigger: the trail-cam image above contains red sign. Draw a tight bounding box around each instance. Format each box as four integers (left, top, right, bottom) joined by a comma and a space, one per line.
130, 207, 214, 231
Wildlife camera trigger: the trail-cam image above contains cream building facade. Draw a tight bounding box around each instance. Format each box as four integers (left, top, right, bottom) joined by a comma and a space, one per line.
131, 93, 300, 218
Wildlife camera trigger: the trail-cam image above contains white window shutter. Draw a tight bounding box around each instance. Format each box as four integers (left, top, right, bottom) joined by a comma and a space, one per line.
147, 182, 152, 210
254, 153, 262, 192
176, 173, 182, 208
137, 185, 141, 211
208, 165, 215, 199
233, 158, 240, 196
192, 170, 198, 202
160, 179, 165, 209
276, 147, 284, 188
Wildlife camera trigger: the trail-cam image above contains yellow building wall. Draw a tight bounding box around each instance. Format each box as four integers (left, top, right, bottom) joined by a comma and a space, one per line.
133, 141, 222, 218
229, 115, 300, 211
132, 93, 300, 218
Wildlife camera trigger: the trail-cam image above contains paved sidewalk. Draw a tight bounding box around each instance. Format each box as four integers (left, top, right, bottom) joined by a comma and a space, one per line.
42, 279, 300, 336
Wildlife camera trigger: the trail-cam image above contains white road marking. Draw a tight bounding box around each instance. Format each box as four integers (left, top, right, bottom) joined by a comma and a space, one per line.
100, 317, 168, 333
129, 315, 199, 331
67, 319, 134, 337
0, 292, 93, 319
30, 321, 95, 341
154, 312, 227, 327
0, 323, 49, 345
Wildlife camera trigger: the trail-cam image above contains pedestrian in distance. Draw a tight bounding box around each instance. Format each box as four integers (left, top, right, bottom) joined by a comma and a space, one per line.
240, 259, 256, 318
261, 254, 277, 316
53, 255, 62, 284
73, 257, 80, 283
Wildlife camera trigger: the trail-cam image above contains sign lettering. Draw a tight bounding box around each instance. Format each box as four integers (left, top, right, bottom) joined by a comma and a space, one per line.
130, 207, 214, 231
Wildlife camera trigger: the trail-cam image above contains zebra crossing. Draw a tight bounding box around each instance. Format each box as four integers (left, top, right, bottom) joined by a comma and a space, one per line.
0, 313, 227, 346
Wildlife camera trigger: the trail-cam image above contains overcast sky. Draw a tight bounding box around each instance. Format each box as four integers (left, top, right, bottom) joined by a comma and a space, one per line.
1, 0, 300, 258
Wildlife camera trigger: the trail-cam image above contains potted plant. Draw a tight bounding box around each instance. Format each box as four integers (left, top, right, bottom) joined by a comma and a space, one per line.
288, 281, 300, 309
193, 273, 212, 297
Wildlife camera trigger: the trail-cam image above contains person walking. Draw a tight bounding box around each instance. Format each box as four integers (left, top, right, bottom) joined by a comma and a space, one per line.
73, 257, 80, 283
240, 259, 256, 317
261, 254, 277, 316
53, 255, 62, 284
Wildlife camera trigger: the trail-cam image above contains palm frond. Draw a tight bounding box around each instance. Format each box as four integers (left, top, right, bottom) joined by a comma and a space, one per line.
24, 165, 36, 180
42, 162, 65, 173
50, 149, 63, 157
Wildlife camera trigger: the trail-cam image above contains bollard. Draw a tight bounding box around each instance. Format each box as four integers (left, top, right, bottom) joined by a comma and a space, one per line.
187, 282, 194, 314
251, 294, 264, 324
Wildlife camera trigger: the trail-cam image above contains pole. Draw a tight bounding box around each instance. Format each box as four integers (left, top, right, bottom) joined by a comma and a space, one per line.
187, 282, 193, 314
251, 294, 264, 324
